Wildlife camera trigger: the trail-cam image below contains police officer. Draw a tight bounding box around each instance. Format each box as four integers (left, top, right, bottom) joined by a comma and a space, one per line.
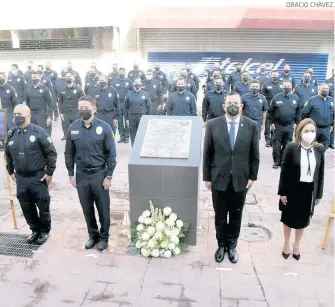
125, 79, 152, 146
185, 63, 200, 94
202, 78, 226, 123
65, 95, 116, 251
84, 66, 99, 96
301, 83, 334, 150
293, 71, 318, 109
24, 71, 53, 135
227, 63, 242, 91
171, 69, 197, 97
8, 64, 26, 104
252, 63, 270, 87
166, 78, 197, 116
54, 68, 67, 98
0, 71, 18, 130
205, 71, 228, 92
8, 64, 23, 79
262, 70, 283, 147
241, 79, 268, 139
94, 74, 119, 135
44, 62, 59, 121
85, 62, 101, 83
67, 61, 82, 87
59, 72, 84, 140
326, 69, 334, 97
268, 80, 300, 169
5, 104, 57, 245
234, 71, 251, 97
210, 62, 226, 82
108, 63, 119, 86
168, 63, 179, 91
128, 61, 145, 82
24, 61, 34, 87
153, 63, 169, 97
301, 67, 318, 86
112, 67, 133, 143
279, 64, 296, 88
142, 69, 163, 115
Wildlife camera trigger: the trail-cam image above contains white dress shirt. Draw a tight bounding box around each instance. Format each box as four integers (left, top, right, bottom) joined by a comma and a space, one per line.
226, 115, 240, 143
300, 144, 316, 183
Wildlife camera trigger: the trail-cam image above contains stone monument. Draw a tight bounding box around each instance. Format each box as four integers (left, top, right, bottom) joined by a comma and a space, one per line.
128, 115, 203, 245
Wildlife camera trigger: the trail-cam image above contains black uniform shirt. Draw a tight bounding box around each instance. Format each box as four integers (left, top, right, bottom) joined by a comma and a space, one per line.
124, 90, 152, 119
108, 72, 119, 86
93, 86, 120, 116
0, 83, 18, 109
64, 118, 117, 177
59, 85, 84, 113
24, 85, 53, 117
262, 81, 283, 102
202, 89, 226, 121
7, 75, 26, 99
128, 70, 146, 82
5, 123, 57, 176
242, 93, 268, 120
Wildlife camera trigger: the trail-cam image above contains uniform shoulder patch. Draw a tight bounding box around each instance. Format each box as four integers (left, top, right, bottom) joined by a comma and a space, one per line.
96, 126, 103, 135
47, 137, 53, 144
108, 93, 112, 97
186, 96, 190, 101
29, 135, 36, 142
304, 101, 308, 107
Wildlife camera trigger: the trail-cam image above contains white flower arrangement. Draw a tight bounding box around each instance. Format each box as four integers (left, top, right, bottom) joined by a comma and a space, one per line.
135, 201, 186, 258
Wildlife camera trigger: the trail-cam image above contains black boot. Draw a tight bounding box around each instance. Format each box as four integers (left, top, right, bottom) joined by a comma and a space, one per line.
214, 247, 225, 263
124, 138, 129, 144
272, 162, 279, 169
227, 248, 239, 264
97, 240, 108, 251
36, 233, 49, 245
118, 138, 125, 143
85, 237, 99, 249
27, 232, 39, 244
266, 140, 271, 147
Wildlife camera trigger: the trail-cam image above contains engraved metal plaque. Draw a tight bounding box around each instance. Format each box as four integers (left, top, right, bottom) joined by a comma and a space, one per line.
140, 119, 192, 159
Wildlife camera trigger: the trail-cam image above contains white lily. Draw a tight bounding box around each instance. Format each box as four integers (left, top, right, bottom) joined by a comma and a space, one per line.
135, 240, 142, 248
163, 207, 172, 216
170, 236, 179, 244
165, 219, 175, 227
147, 239, 156, 249
171, 228, 180, 237
154, 231, 163, 240
142, 210, 151, 218
165, 229, 172, 237
138, 216, 145, 224
144, 218, 153, 225
161, 241, 168, 248
176, 220, 184, 228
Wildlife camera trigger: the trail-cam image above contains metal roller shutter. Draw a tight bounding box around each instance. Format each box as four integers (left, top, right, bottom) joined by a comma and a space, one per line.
140, 29, 334, 54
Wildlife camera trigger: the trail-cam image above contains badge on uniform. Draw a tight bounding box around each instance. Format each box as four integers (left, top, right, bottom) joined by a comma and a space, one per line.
331, 102, 334, 107
312, 89, 315, 92
43, 80, 46, 83
61, 91, 65, 95
142, 96, 145, 99
116, 84, 120, 87
6, 90, 10, 94
15, 93, 18, 97
17, 78, 20, 82
126, 83, 128, 86
40, 89, 43, 93
71, 130, 79, 135
29, 135, 36, 142
304, 101, 308, 107
47, 137, 53, 144
130, 74, 133, 77
8, 141, 13, 146
51, 73, 53, 77
293, 100, 297, 105
259, 99, 263, 103
95, 95, 99, 98
186, 97, 190, 101
188, 84, 190, 87
74, 90, 77, 94
108, 93, 112, 98
153, 85, 156, 88
96, 126, 103, 135
160, 76, 163, 79
87, 83, 90, 86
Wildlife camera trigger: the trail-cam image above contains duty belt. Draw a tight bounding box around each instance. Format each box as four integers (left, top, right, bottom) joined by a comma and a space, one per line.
78, 165, 105, 173
16, 169, 45, 177
97, 109, 115, 114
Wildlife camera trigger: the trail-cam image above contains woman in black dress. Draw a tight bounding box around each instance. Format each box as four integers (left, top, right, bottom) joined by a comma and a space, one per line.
278, 118, 324, 260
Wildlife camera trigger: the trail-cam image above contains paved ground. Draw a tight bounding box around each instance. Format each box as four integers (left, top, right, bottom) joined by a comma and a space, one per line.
0, 117, 334, 307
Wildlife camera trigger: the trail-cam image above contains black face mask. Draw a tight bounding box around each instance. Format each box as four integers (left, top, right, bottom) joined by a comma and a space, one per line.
27, 65, 32, 70
112, 67, 117, 72
236, 67, 242, 72
226, 105, 239, 117
283, 87, 291, 95
155, 67, 160, 72
14, 115, 26, 126
79, 110, 92, 120
272, 77, 279, 82
61, 72, 66, 77
186, 69, 191, 72
0, 78, 5, 85
99, 81, 107, 87
119, 73, 125, 78
242, 76, 249, 82
66, 78, 72, 84
90, 73, 96, 78
260, 68, 265, 73
215, 84, 223, 90
134, 84, 141, 91
250, 88, 259, 95
68, 67, 73, 72
176, 85, 186, 92
32, 79, 39, 85
133, 66, 138, 70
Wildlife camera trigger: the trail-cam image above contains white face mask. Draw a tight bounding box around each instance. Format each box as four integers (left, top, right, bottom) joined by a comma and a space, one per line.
301, 132, 316, 144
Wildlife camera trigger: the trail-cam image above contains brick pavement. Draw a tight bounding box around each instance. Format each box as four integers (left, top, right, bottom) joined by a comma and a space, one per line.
0, 119, 333, 307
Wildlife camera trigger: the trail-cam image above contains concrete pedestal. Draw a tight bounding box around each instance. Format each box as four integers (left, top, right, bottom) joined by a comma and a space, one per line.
128, 115, 203, 246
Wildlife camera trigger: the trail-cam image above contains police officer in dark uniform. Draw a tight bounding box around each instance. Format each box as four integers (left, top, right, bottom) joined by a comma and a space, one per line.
241, 79, 268, 139
326, 69, 334, 148
125, 79, 152, 146
227, 63, 242, 91
234, 70, 251, 97
8, 64, 23, 79
142, 69, 163, 115
0, 71, 18, 131
279, 64, 296, 88
44, 62, 59, 121
210, 63, 226, 83
252, 63, 270, 87
24, 71, 53, 135
65, 95, 117, 251
5, 104, 57, 245
84, 66, 99, 96
262, 70, 283, 147
108, 63, 119, 86
301, 83, 334, 150
8, 64, 26, 104
128, 61, 145, 82
205, 71, 228, 93
112, 67, 133, 143
202, 78, 226, 123
85, 62, 101, 83
293, 71, 318, 109
94, 74, 119, 135
59, 72, 84, 140
171, 69, 197, 97
24, 61, 34, 87
153, 63, 169, 98
268, 80, 300, 169
67, 61, 82, 88
54, 68, 67, 98
167, 78, 197, 116
301, 67, 318, 86
185, 63, 200, 94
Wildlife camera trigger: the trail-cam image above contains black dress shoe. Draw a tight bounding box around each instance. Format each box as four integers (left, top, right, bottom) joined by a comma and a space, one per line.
61, 136, 66, 141
124, 138, 129, 144
282, 252, 290, 259
85, 238, 99, 249
329, 144, 335, 149
36, 233, 49, 245
266, 140, 271, 147
97, 240, 108, 251
272, 163, 279, 169
118, 139, 125, 143
227, 248, 239, 264
27, 232, 39, 244
215, 247, 225, 263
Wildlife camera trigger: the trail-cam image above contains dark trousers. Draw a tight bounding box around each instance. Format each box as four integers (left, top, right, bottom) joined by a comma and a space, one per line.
31, 111, 52, 136
212, 178, 247, 248
150, 99, 159, 115
264, 113, 272, 142
329, 127, 334, 147
129, 114, 144, 146
53, 98, 59, 118
96, 111, 117, 135
317, 126, 331, 150
6, 110, 13, 131
118, 103, 129, 140
76, 168, 110, 241
272, 123, 293, 164
16, 172, 51, 233
62, 110, 80, 135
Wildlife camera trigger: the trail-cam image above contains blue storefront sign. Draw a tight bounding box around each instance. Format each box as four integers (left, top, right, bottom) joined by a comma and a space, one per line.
148, 52, 329, 84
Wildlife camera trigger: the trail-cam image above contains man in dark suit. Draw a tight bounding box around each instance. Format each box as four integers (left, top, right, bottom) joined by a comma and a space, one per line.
203, 91, 260, 264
